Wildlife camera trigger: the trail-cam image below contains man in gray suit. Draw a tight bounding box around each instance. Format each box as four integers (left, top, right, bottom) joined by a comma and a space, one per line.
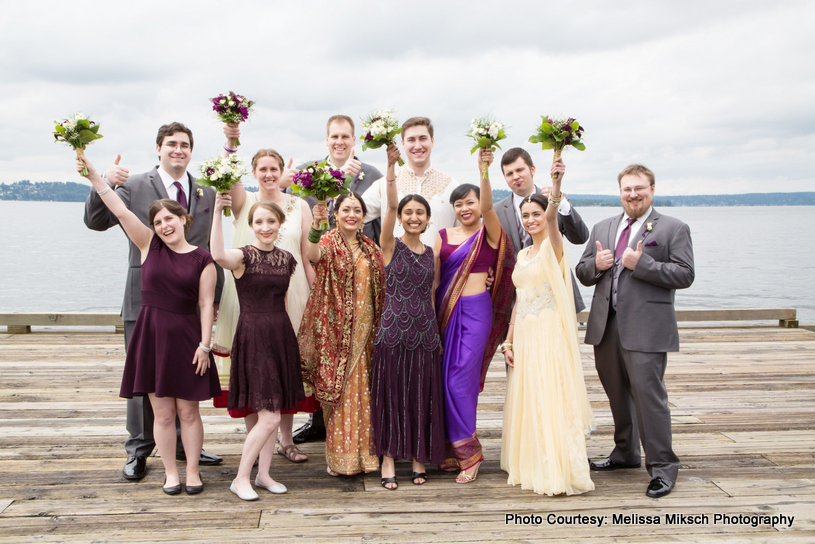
294, 114, 383, 243
575, 164, 694, 498
496, 148, 589, 312
84, 122, 224, 480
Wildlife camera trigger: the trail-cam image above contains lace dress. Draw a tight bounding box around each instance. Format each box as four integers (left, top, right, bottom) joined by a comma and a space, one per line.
212, 192, 310, 388
371, 238, 446, 464
500, 241, 595, 495
228, 245, 306, 413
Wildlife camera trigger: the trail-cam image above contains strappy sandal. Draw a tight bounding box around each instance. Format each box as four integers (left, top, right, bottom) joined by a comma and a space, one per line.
456, 461, 481, 484
276, 443, 308, 463
381, 476, 398, 490
411, 472, 427, 485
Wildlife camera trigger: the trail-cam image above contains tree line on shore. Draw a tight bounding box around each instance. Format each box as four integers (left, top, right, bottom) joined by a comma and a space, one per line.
1, 180, 813, 206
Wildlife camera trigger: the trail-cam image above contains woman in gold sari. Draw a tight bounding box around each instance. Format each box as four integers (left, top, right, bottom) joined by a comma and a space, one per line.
299, 192, 386, 476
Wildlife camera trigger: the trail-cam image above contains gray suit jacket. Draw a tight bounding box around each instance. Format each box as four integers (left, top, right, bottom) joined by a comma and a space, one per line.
294, 157, 383, 244
84, 167, 222, 322
496, 190, 589, 313
575, 208, 694, 352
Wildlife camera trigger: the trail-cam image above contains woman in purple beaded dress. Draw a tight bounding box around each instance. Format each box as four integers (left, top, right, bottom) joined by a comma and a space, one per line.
371, 144, 446, 490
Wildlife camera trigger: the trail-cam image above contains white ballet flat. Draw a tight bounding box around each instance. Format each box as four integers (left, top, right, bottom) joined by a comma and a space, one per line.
254, 477, 287, 494
230, 480, 258, 501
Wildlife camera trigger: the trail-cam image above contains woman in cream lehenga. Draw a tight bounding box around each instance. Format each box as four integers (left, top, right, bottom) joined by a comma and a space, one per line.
212, 125, 316, 464
500, 158, 595, 496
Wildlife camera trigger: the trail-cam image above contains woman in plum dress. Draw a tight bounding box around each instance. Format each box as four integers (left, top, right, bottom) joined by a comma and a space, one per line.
78, 154, 219, 496
210, 194, 306, 500
371, 144, 446, 490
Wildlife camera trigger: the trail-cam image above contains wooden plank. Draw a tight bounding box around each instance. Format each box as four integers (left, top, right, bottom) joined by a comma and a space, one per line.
0, 313, 123, 327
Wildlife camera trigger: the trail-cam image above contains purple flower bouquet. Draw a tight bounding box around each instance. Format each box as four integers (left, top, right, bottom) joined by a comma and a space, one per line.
210, 92, 254, 148
528, 116, 585, 178
291, 159, 353, 230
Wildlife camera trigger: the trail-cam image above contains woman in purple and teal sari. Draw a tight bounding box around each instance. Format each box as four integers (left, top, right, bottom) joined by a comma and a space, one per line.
433, 148, 515, 483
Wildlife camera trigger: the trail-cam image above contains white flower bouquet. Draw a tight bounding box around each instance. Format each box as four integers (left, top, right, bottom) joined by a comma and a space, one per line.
528, 116, 585, 178
195, 154, 247, 216
360, 109, 405, 166
467, 115, 507, 178
53, 113, 104, 176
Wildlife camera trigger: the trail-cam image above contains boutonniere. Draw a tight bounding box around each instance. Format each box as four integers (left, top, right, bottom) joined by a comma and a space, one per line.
645, 222, 654, 233
195, 187, 203, 200
358, 171, 365, 181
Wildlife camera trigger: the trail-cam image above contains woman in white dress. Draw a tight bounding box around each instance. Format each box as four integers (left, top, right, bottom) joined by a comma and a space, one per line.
212, 125, 316, 464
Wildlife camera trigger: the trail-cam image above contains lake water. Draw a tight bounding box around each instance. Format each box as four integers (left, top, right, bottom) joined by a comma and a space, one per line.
1, 202, 813, 322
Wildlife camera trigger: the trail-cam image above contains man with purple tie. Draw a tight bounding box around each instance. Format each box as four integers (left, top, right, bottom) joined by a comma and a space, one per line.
84, 122, 223, 480
576, 164, 694, 499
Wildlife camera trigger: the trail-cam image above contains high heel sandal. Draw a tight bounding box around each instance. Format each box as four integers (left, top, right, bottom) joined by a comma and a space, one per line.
456, 461, 481, 484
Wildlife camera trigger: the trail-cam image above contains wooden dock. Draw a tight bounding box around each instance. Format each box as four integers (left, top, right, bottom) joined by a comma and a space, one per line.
1, 324, 814, 543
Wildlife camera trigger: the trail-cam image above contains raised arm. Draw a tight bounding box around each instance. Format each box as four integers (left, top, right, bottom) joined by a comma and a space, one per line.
477, 148, 504, 248
361, 178, 383, 224
298, 200, 316, 286
546, 157, 565, 262
221, 124, 250, 218
78, 153, 153, 255
380, 144, 402, 264
210, 193, 246, 272
305, 204, 328, 263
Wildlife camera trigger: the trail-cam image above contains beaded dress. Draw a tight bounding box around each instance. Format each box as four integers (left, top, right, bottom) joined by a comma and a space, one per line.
371, 238, 446, 464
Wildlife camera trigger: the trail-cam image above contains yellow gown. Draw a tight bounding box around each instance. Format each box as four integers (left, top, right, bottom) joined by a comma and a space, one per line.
501, 240, 595, 495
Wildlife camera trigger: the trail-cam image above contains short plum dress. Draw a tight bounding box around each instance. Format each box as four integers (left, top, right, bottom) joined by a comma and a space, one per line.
228, 245, 306, 413
120, 235, 221, 401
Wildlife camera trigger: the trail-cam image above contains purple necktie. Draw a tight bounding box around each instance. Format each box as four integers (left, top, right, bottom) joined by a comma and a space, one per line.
615, 217, 636, 259
173, 181, 188, 210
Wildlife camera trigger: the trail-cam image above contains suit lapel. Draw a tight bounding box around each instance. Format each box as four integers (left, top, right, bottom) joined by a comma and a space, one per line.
609, 212, 624, 254
637, 208, 660, 247
149, 168, 170, 201
500, 197, 522, 252
187, 172, 198, 215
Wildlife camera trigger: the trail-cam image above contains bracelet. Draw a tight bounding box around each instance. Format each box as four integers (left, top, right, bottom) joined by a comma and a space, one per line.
548, 194, 564, 205
198, 343, 211, 353
308, 227, 323, 244
97, 186, 111, 196
223, 144, 238, 154
500, 341, 513, 353
386, 177, 396, 186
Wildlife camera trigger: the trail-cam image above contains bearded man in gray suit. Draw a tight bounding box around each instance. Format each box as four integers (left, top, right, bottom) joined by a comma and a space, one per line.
84, 122, 224, 480
575, 164, 694, 498
496, 147, 589, 312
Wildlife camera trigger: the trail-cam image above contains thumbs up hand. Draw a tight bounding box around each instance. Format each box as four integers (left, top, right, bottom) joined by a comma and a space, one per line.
595, 240, 614, 271
622, 240, 643, 271
104, 154, 130, 186
279, 157, 296, 189
340, 148, 361, 178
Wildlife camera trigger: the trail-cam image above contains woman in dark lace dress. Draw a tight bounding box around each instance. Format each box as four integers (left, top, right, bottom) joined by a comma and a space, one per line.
211, 195, 305, 501
371, 144, 446, 490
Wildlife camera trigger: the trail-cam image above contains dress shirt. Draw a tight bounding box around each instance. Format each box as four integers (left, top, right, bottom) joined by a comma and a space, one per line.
614, 206, 652, 250
157, 167, 189, 207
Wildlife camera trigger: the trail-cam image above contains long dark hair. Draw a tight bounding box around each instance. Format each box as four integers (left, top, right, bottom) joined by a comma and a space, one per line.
397, 194, 431, 217
148, 198, 192, 235
518, 193, 549, 213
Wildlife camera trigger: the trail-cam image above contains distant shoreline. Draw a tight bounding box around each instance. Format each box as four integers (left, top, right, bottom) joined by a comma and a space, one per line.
1, 180, 814, 206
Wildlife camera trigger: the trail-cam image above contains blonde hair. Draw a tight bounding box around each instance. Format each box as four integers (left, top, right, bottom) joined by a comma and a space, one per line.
251, 149, 284, 171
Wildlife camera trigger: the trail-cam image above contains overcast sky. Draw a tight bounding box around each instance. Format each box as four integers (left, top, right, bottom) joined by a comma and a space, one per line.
1, 0, 812, 195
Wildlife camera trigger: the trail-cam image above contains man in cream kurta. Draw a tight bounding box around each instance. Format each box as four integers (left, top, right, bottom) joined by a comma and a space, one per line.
362, 117, 461, 246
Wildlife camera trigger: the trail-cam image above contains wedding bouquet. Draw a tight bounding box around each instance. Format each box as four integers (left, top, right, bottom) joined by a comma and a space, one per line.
528, 116, 585, 178
210, 91, 255, 148
360, 109, 405, 166
291, 159, 353, 230
467, 116, 507, 178
195, 154, 247, 217
53, 113, 104, 176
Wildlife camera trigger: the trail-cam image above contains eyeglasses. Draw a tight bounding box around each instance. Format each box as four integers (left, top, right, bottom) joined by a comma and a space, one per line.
620, 185, 650, 195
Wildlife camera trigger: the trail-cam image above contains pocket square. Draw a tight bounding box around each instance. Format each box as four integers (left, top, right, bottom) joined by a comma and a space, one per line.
203, 208, 210, 213
645, 240, 659, 247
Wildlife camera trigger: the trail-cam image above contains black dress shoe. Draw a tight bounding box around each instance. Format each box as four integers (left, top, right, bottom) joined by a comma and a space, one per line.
163, 481, 182, 495
589, 457, 642, 471
646, 477, 674, 498
175, 450, 223, 466
122, 456, 147, 480
292, 420, 327, 444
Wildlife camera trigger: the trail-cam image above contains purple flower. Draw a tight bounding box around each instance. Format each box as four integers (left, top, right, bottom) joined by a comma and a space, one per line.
365, 132, 373, 141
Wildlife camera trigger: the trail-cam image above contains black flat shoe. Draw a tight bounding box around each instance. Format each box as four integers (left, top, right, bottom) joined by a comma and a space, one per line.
411, 472, 427, 485
646, 477, 674, 498
123, 456, 147, 480
185, 483, 204, 495
381, 476, 398, 490
589, 457, 641, 471
176, 450, 223, 466
162, 480, 182, 495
